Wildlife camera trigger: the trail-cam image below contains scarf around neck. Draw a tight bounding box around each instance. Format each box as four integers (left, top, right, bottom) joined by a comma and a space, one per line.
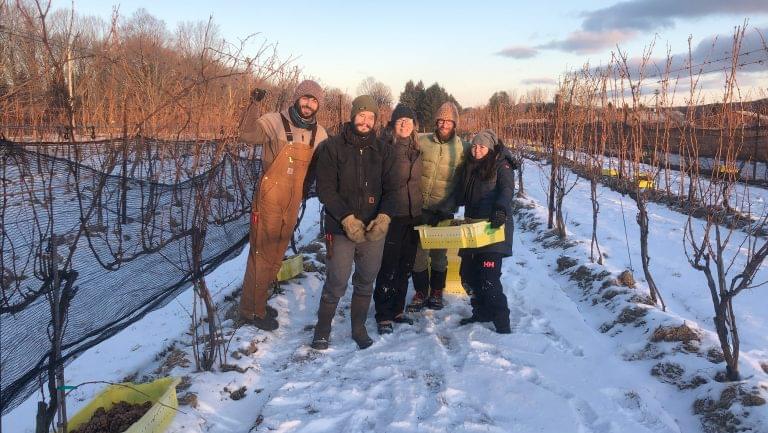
289, 104, 317, 130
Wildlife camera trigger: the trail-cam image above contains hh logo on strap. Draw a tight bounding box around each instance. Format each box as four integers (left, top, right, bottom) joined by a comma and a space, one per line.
482, 261, 495, 269
368, 196, 375, 204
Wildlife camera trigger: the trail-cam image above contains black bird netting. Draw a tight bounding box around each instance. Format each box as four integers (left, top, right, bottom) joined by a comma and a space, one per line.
0, 138, 268, 415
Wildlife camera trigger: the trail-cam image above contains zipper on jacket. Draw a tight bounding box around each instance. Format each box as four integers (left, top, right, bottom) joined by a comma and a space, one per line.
357, 147, 364, 214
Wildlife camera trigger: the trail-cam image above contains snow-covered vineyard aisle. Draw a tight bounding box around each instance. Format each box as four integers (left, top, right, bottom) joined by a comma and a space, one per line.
6, 164, 768, 433
215, 240, 691, 433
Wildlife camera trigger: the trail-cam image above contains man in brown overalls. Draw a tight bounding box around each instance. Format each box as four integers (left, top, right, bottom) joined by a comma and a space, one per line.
238, 80, 329, 330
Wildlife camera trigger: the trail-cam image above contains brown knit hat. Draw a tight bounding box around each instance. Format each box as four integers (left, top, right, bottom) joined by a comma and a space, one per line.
292, 80, 324, 105
435, 102, 459, 125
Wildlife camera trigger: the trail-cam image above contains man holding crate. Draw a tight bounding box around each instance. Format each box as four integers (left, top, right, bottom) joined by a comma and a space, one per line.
407, 102, 469, 311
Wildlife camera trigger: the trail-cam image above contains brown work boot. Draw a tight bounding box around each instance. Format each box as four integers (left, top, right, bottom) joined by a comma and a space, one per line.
426, 269, 447, 311
426, 289, 444, 310
406, 291, 427, 312
311, 300, 337, 350
350, 294, 373, 349
242, 313, 279, 331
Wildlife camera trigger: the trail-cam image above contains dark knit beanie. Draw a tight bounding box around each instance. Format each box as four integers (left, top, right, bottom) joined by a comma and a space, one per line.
391, 104, 416, 122
351, 95, 379, 119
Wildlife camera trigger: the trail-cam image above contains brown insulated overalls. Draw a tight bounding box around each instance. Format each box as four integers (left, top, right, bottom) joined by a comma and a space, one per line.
239, 114, 317, 320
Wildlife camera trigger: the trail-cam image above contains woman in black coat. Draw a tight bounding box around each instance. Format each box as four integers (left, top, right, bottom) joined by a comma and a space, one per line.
456, 129, 516, 333
373, 104, 423, 334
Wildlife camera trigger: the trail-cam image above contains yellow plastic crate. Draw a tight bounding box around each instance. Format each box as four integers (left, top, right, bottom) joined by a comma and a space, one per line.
65, 377, 180, 433
637, 179, 655, 189
444, 249, 465, 296
716, 165, 739, 175
416, 221, 505, 250
634, 172, 654, 189
636, 172, 653, 181
277, 254, 304, 281
602, 168, 618, 176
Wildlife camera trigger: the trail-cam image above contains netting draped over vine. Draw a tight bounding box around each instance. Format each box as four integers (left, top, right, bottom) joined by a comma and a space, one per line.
0, 138, 266, 415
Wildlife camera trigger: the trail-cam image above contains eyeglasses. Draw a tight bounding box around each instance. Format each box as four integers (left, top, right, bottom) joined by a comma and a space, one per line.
437, 119, 454, 126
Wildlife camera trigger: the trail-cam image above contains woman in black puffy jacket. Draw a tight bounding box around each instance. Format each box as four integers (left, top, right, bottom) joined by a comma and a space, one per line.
373, 104, 423, 334
456, 129, 516, 334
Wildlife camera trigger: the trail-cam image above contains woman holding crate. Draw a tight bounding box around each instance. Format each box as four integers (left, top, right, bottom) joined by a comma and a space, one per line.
456, 129, 516, 334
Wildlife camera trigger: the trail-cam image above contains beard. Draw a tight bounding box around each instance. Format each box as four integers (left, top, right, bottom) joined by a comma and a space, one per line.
437, 125, 455, 141
295, 101, 317, 119
353, 121, 374, 135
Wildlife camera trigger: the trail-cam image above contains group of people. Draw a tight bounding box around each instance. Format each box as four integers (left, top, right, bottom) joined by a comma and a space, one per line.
237, 80, 517, 351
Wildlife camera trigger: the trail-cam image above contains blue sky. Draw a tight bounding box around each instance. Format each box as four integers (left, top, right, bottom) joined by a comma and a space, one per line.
52, 0, 768, 107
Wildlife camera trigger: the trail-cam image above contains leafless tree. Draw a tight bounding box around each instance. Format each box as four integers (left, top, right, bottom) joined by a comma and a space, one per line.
357, 76, 393, 112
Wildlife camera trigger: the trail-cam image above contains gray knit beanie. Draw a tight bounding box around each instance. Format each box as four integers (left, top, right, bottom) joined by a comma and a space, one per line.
471, 129, 498, 149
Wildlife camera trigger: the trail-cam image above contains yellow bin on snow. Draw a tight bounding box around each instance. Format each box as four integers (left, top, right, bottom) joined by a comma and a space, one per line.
416, 221, 505, 250
444, 249, 465, 296
716, 165, 739, 176
64, 377, 180, 433
637, 179, 655, 189
636, 172, 655, 189
277, 254, 304, 281
602, 168, 618, 177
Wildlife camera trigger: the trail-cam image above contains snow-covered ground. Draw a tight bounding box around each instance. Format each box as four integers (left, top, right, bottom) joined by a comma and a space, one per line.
521, 157, 768, 357
4, 160, 767, 433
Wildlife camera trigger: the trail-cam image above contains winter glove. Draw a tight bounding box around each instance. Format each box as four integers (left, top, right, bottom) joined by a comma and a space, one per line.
341, 215, 366, 243
365, 213, 391, 242
489, 208, 506, 229
428, 211, 453, 227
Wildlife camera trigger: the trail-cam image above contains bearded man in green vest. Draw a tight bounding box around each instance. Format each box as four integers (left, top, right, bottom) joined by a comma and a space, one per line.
407, 102, 468, 311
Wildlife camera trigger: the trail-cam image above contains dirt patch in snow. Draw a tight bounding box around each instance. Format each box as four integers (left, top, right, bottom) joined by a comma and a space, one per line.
617, 270, 635, 287
568, 265, 611, 290
556, 256, 577, 272
695, 385, 766, 433
651, 324, 701, 343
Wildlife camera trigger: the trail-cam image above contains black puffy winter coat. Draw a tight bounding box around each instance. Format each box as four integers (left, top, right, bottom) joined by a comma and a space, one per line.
315, 123, 396, 235
457, 144, 517, 256
381, 129, 423, 219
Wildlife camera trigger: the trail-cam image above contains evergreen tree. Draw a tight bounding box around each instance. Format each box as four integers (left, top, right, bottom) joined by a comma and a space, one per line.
399, 80, 460, 131
399, 80, 418, 110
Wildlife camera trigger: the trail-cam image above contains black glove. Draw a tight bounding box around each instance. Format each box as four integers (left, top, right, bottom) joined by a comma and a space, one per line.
428, 211, 452, 227
489, 208, 506, 229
